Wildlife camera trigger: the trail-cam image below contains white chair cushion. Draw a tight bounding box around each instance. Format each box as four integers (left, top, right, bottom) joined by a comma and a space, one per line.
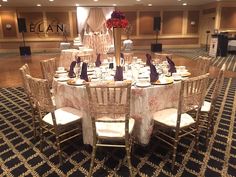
153, 108, 195, 128
201, 101, 211, 112
43, 107, 82, 125
96, 117, 135, 138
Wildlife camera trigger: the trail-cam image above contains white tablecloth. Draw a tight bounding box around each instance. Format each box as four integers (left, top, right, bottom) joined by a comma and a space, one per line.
228, 40, 236, 51
53, 80, 181, 145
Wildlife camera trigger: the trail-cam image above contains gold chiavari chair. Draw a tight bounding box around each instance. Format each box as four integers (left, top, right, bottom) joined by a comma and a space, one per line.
152, 73, 209, 170
19, 64, 38, 138
26, 74, 82, 164
200, 64, 226, 145
195, 56, 212, 76
86, 82, 134, 177
40, 57, 57, 88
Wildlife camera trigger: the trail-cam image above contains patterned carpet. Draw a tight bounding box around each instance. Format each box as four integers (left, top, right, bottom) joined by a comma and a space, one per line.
166, 48, 236, 72
0, 77, 236, 177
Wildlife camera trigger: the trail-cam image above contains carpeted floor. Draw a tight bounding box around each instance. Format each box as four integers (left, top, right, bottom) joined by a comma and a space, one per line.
166, 48, 236, 72
0, 77, 235, 177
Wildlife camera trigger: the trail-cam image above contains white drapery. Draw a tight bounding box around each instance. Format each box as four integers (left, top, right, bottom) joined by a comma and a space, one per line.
102, 7, 114, 20
76, 7, 90, 34
76, 7, 114, 54
87, 8, 105, 32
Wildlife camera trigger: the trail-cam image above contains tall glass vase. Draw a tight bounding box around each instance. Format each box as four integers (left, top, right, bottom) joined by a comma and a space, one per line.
113, 27, 123, 81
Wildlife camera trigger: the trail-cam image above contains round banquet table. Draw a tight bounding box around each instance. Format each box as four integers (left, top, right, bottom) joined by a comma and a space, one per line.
52, 80, 181, 145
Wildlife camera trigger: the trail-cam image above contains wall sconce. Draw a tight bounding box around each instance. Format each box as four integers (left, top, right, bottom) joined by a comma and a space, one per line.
190, 21, 196, 26
5, 24, 12, 30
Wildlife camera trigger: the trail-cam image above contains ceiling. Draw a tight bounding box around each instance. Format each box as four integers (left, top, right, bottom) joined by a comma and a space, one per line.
0, 0, 234, 7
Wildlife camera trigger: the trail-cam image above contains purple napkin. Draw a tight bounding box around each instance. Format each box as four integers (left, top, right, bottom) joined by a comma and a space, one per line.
68, 61, 76, 78
121, 53, 124, 59
114, 66, 123, 81
76, 56, 81, 64
80, 62, 89, 82
146, 53, 152, 66
95, 53, 101, 67
150, 63, 159, 82
166, 56, 176, 74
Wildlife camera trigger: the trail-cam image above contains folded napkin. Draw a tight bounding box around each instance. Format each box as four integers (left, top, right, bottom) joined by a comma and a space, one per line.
114, 66, 123, 81
68, 61, 76, 78
95, 53, 101, 67
146, 53, 152, 66
166, 56, 176, 74
76, 56, 81, 64
80, 62, 89, 82
121, 53, 124, 59
150, 63, 159, 82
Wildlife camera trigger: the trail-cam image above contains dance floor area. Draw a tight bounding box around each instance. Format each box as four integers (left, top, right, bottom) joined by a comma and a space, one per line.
0, 77, 235, 176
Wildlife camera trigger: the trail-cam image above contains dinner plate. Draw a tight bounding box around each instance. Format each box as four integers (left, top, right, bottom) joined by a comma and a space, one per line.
181, 72, 191, 77
67, 79, 85, 86
136, 82, 151, 87
56, 77, 70, 82
87, 68, 94, 72
151, 79, 174, 85
56, 70, 67, 74
173, 76, 182, 81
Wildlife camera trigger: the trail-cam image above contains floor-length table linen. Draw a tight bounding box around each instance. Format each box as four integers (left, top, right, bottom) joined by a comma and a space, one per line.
53, 80, 181, 145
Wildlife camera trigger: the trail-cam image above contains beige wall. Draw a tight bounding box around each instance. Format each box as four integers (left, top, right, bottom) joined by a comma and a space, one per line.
0, 2, 236, 52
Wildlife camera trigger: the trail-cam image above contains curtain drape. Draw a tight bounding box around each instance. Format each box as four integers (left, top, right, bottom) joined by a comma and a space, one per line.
102, 7, 115, 20
76, 7, 90, 34
86, 8, 105, 32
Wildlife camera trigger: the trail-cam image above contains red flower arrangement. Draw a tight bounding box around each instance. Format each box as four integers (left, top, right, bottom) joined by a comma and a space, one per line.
106, 11, 129, 29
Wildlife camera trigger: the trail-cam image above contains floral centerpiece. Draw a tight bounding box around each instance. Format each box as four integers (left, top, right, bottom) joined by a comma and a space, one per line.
106, 11, 129, 81
106, 11, 128, 29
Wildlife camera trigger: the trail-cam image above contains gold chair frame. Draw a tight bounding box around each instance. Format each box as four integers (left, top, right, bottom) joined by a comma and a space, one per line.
19, 64, 38, 138
26, 75, 82, 164
40, 57, 57, 88
153, 73, 209, 170
86, 82, 134, 177
200, 64, 226, 145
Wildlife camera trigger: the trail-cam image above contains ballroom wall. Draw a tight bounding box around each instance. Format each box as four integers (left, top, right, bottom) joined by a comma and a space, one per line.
0, 1, 235, 53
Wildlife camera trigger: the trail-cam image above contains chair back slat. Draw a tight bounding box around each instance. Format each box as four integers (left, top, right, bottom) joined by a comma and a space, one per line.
40, 58, 56, 87
26, 75, 54, 113
19, 64, 31, 95
196, 56, 211, 75
179, 73, 209, 114
86, 82, 131, 121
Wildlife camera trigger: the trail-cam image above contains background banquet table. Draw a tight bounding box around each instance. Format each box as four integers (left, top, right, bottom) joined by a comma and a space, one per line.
59, 49, 94, 69
53, 80, 181, 145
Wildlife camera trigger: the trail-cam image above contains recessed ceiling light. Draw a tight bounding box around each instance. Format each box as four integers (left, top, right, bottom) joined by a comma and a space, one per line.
113, 4, 117, 6
178, 0, 182, 1
136, 0, 141, 2
182, 2, 187, 6
148, 4, 152, 6
76, 3, 80, 6
37, 4, 41, 7
94, 0, 98, 2
2, 0, 7, 2
49, 0, 54, 2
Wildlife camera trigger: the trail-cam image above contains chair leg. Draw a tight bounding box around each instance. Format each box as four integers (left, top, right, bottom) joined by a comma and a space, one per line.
32, 109, 37, 138
171, 140, 178, 171
39, 126, 44, 152
205, 113, 211, 146
55, 133, 63, 165
89, 145, 97, 177
126, 145, 133, 177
